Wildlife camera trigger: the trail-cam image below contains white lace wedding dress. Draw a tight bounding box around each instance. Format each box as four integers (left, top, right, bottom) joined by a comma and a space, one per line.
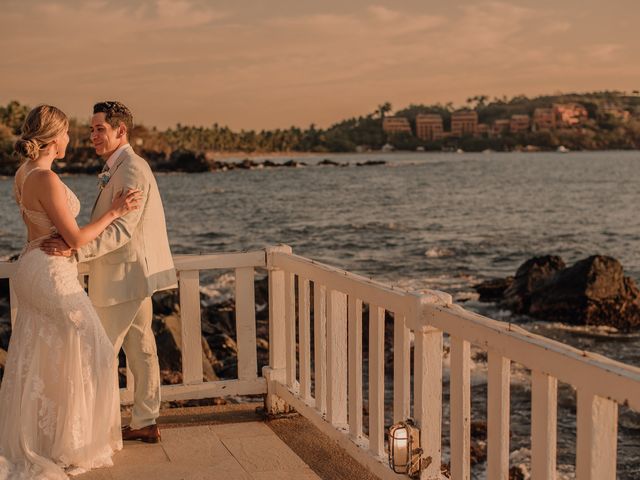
0, 167, 122, 479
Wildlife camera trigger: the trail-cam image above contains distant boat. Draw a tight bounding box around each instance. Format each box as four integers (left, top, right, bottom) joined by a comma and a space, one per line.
557, 145, 570, 153
456, 148, 464, 154
416, 146, 425, 152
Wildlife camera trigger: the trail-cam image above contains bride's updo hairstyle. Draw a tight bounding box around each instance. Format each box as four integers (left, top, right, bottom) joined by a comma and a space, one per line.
14, 105, 69, 160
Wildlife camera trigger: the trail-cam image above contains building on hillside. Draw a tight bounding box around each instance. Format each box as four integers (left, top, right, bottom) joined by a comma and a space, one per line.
416, 114, 444, 141
510, 114, 530, 133
533, 108, 556, 130
382, 117, 412, 134
601, 104, 631, 122
492, 119, 510, 136
553, 103, 588, 127
451, 110, 478, 137
477, 123, 490, 136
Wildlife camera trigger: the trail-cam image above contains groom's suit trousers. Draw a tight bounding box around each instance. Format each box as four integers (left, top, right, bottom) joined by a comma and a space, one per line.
94, 296, 160, 430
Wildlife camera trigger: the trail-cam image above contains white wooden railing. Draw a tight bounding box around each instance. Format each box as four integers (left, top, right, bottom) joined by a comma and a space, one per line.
1, 245, 639, 480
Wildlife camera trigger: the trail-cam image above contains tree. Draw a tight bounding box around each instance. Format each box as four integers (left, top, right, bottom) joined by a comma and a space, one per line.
376, 102, 392, 119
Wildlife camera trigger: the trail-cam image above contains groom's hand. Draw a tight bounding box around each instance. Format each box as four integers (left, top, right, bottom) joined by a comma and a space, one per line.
41, 236, 74, 257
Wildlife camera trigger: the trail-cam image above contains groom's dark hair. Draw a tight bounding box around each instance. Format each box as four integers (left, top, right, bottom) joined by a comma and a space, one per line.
93, 101, 133, 137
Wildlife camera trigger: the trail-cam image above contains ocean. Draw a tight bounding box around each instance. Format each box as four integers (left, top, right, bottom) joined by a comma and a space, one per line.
1, 150, 639, 478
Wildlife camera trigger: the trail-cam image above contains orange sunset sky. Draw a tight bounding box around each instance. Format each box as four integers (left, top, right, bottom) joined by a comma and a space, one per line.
1, 0, 639, 130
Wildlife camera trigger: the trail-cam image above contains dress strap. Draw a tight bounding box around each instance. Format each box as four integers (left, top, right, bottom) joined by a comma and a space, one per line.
15, 167, 45, 207
19, 167, 44, 195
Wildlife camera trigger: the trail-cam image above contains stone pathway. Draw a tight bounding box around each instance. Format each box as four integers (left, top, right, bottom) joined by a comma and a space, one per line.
77, 421, 321, 480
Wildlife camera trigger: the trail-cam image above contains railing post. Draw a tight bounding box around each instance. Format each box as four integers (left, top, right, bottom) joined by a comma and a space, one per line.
576, 390, 618, 480
179, 269, 203, 385
284, 271, 296, 388
369, 303, 385, 456
393, 311, 411, 424
298, 277, 312, 401
450, 336, 471, 480
235, 267, 258, 381
348, 296, 363, 439
415, 291, 451, 480
314, 283, 327, 415
327, 289, 348, 428
487, 350, 510, 480
531, 370, 557, 480
263, 245, 293, 414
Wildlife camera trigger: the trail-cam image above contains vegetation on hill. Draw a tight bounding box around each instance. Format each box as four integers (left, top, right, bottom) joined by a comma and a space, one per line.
1, 91, 638, 174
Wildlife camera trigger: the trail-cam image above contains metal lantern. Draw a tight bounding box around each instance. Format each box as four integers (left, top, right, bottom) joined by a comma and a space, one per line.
388, 418, 423, 477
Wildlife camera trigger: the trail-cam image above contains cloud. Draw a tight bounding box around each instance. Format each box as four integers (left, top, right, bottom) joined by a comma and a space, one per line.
587, 43, 623, 61
1, 1, 638, 130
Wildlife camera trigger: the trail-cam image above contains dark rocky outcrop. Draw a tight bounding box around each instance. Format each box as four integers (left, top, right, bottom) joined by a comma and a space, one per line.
356, 160, 386, 167
502, 255, 566, 313
475, 277, 513, 302
475, 255, 640, 330
0, 348, 7, 379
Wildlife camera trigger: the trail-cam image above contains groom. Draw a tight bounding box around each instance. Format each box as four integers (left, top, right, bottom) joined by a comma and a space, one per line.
42, 101, 176, 443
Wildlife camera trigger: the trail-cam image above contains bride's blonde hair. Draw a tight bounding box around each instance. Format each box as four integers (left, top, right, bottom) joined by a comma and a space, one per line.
14, 105, 69, 160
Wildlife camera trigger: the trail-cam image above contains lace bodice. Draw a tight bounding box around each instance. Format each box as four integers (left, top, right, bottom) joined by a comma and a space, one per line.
14, 166, 81, 240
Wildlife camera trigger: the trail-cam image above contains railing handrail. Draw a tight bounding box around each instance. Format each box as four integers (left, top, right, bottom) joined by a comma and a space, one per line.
0, 250, 268, 278
422, 302, 640, 410
269, 251, 413, 316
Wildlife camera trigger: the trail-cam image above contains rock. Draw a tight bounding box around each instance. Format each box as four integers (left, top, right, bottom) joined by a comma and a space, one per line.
0, 322, 10, 351
529, 255, 640, 330
153, 314, 218, 384
235, 159, 258, 169
169, 149, 213, 173
476, 254, 640, 330
317, 159, 341, 166
474, 277, 513, 302
0, 347, 7, 380
503, 255, 566, 313
283, 159, 306, 167
356, 160, 386, 167
470, 421, 487, 465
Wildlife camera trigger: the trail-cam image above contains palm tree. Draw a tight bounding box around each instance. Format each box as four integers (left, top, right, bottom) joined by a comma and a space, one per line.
376, 102, 393, 119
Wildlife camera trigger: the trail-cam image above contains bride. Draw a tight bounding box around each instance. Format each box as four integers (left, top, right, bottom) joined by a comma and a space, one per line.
0, 105, 141, 479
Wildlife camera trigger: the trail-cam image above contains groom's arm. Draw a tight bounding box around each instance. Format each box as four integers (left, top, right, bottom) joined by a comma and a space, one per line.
75, 162, 149, 262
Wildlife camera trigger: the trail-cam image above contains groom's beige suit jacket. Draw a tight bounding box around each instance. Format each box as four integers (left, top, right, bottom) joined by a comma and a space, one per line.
77, 145, 177, 307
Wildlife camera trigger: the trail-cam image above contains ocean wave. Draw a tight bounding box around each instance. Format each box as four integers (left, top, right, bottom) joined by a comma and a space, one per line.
200, 272, 236, 305
424, 246, 455, 258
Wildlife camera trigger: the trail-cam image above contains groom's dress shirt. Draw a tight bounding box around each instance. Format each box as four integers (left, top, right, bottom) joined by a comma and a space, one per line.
105, 143, 130, 171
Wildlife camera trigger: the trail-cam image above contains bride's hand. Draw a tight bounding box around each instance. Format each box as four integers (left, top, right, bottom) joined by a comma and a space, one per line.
111, 188, 142, 217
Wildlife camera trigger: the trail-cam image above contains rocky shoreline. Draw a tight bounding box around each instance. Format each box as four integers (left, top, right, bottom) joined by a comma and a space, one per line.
0, 152, 387, 176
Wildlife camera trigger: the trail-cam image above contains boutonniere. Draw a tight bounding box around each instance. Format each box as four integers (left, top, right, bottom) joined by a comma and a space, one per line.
97, 171, 111, 190
98, 171, 111, 190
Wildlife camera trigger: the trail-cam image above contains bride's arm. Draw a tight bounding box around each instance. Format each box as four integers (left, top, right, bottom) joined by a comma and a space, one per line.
36, 170, 141, 249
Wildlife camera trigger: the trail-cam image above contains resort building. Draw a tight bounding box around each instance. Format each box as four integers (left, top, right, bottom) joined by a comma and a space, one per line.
477, 123, 490, 136
533, 108, 556, 130
382, 116, 412, 134
492, 119, 510, 136
510, 114, 531, 133
451, 110, 478, 137
416, 114, 444, 141
601, 104, 631, 122
554, 103, 588, 127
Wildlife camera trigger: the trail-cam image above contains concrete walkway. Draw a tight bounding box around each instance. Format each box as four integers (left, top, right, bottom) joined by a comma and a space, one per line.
77, 420, 321, 480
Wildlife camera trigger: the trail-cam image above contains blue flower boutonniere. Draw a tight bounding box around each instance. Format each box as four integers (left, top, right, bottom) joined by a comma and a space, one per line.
97, 171, 111, 190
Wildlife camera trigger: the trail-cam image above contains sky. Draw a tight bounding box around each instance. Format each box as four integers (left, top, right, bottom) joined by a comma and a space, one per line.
1, 0, 639, 130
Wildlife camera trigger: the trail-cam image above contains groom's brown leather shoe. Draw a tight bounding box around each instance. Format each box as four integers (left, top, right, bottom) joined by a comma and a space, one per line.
122, 424, 161, 443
